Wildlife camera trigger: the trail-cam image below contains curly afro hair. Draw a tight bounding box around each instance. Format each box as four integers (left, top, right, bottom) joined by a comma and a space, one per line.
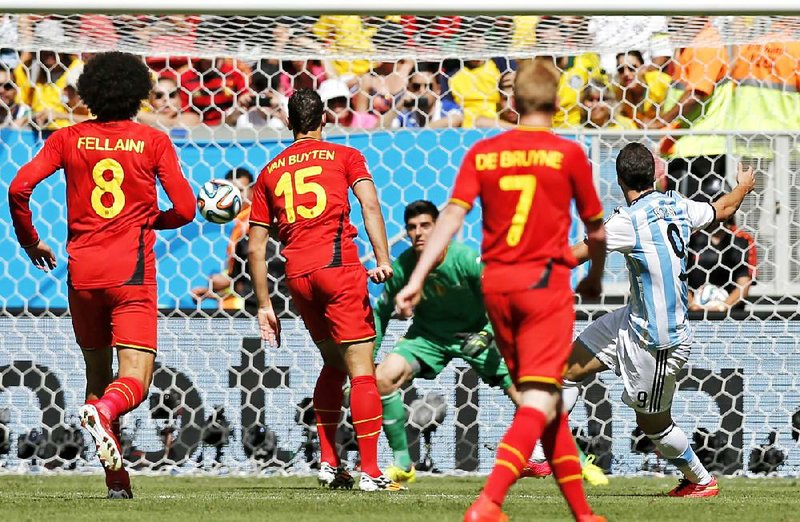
77, 52, 152, 122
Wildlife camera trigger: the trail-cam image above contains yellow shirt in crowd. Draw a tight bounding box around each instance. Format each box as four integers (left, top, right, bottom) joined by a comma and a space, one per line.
553, 53, 605, 129
14, 58, 84, 130
450, 60, 502, 128
312, 15, 375, 77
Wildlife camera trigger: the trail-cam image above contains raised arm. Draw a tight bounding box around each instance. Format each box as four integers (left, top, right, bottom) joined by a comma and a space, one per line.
712, 164, 756, 223
352, 179, 393, 283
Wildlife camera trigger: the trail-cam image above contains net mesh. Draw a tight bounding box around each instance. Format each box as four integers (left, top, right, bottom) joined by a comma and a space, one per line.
1, 14, 800, 60
0, 13, 799, 476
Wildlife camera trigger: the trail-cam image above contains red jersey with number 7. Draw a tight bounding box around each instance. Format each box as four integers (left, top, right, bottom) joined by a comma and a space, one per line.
249, 138, 372, 278
450, 128, 604, 293
8, 120, 196, 289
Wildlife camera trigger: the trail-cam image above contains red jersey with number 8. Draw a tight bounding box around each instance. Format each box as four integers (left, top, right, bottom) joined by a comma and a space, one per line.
8, 120, 195, 289
450, 128, 604, 293
249, 138, 372, 278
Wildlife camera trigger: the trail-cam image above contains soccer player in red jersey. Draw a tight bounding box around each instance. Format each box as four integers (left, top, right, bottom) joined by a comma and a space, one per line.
8, 52, 195, 498
396, 59, 608, 521
248, 89, 402, 492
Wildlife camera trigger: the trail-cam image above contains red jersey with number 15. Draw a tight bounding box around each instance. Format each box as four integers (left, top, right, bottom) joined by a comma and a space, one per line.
8, 120, 196, 290
249, 138, 372, 278
450, 128, 604, 293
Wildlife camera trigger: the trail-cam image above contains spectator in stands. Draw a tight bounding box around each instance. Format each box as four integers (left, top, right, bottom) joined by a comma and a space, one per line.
229, 69, 287, 130
138, 76, 201, 128
354, 59, 415, 114
474, 70, 519, 128
687, 216, 756, 312
615, 50, 670, 127
448, 58, 502, 128
0, 68, 30, 127
312, 15, 375, 84
143, 15, 201, 75
531, 17, 606, 129
280, 60, 327, 97
14, 31, 84, 131
318, 78, 379, 129
579, 79, 636, 130
649, 17, 730, 199
177, 57, 248, 126
380, 65, 461, 129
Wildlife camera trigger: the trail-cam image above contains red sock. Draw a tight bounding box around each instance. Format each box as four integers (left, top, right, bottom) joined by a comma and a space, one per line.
95, 377, 145, 421
313, 365, 346, 467
483, 406, 547, 506
541, 413, 592, 519
349, 375, 383, 478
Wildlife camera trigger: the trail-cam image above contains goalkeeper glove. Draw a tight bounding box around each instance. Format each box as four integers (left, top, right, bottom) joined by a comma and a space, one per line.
460, 330, 493, 358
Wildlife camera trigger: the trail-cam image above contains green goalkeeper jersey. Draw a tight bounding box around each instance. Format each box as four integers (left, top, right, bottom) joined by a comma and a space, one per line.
374, 242, 491, 349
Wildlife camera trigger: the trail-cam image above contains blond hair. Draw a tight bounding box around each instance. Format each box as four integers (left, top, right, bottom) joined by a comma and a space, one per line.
513, 58, 559, 115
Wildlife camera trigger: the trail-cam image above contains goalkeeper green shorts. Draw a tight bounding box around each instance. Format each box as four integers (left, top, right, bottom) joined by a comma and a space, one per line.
392, 335, 513, 389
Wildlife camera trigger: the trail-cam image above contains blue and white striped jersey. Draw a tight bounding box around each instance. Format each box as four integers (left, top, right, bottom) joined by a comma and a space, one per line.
605, 191, 715, 349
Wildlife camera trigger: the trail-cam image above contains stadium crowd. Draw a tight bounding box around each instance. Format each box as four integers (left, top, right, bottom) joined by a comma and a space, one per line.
1, 15, 798, 135
1, 14, 789, 311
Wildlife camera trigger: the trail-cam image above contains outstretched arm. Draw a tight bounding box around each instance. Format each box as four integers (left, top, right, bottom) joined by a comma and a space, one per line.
396, 203, 467, 317
712, 164, 755, 223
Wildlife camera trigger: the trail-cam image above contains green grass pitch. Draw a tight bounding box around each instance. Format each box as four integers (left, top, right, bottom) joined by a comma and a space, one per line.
1, 475, 798, 521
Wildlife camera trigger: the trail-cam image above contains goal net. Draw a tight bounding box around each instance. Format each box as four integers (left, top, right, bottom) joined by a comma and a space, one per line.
0, 13, 798, 477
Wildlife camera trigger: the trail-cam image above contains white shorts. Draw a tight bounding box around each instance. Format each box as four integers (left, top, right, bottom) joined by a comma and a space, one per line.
576, 306, 690, 414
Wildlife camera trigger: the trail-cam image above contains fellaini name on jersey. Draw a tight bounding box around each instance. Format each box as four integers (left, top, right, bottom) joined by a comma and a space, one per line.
76, 137, 145, 154
474, 149, 564, 171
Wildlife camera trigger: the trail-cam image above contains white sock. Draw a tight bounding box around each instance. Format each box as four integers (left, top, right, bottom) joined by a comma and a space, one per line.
531, 441, 546, 463
648, 423, 712, 485
562, 380, 580, 413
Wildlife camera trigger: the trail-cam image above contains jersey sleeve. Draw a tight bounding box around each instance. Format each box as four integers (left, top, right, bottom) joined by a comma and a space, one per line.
450, 147, 480, 211
345, 148, 373, 187
151, 134, 196, 230
8, 131, 65, 247
684, 198, 716, 231
604, 210, 636, 253
249, 170, 272, 228
569, 144, 605, 223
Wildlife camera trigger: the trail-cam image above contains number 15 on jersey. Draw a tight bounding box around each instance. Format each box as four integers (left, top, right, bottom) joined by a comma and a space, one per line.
274, 166, 328, 223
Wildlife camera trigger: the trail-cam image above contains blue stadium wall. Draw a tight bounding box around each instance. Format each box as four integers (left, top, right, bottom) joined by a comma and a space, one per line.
0, 128, 600, 310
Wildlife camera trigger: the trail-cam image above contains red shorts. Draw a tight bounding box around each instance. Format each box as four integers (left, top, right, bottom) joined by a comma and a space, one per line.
287, 265, 376, 345
483, 287, 574, 387
68, 285, 158, 354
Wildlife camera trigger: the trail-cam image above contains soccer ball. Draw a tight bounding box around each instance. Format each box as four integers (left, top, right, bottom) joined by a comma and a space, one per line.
197, 180, 242, 224
696, 284, 729, 309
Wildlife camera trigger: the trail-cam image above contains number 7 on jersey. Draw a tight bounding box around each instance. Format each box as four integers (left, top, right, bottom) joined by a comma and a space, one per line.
499, 174, 537, 247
